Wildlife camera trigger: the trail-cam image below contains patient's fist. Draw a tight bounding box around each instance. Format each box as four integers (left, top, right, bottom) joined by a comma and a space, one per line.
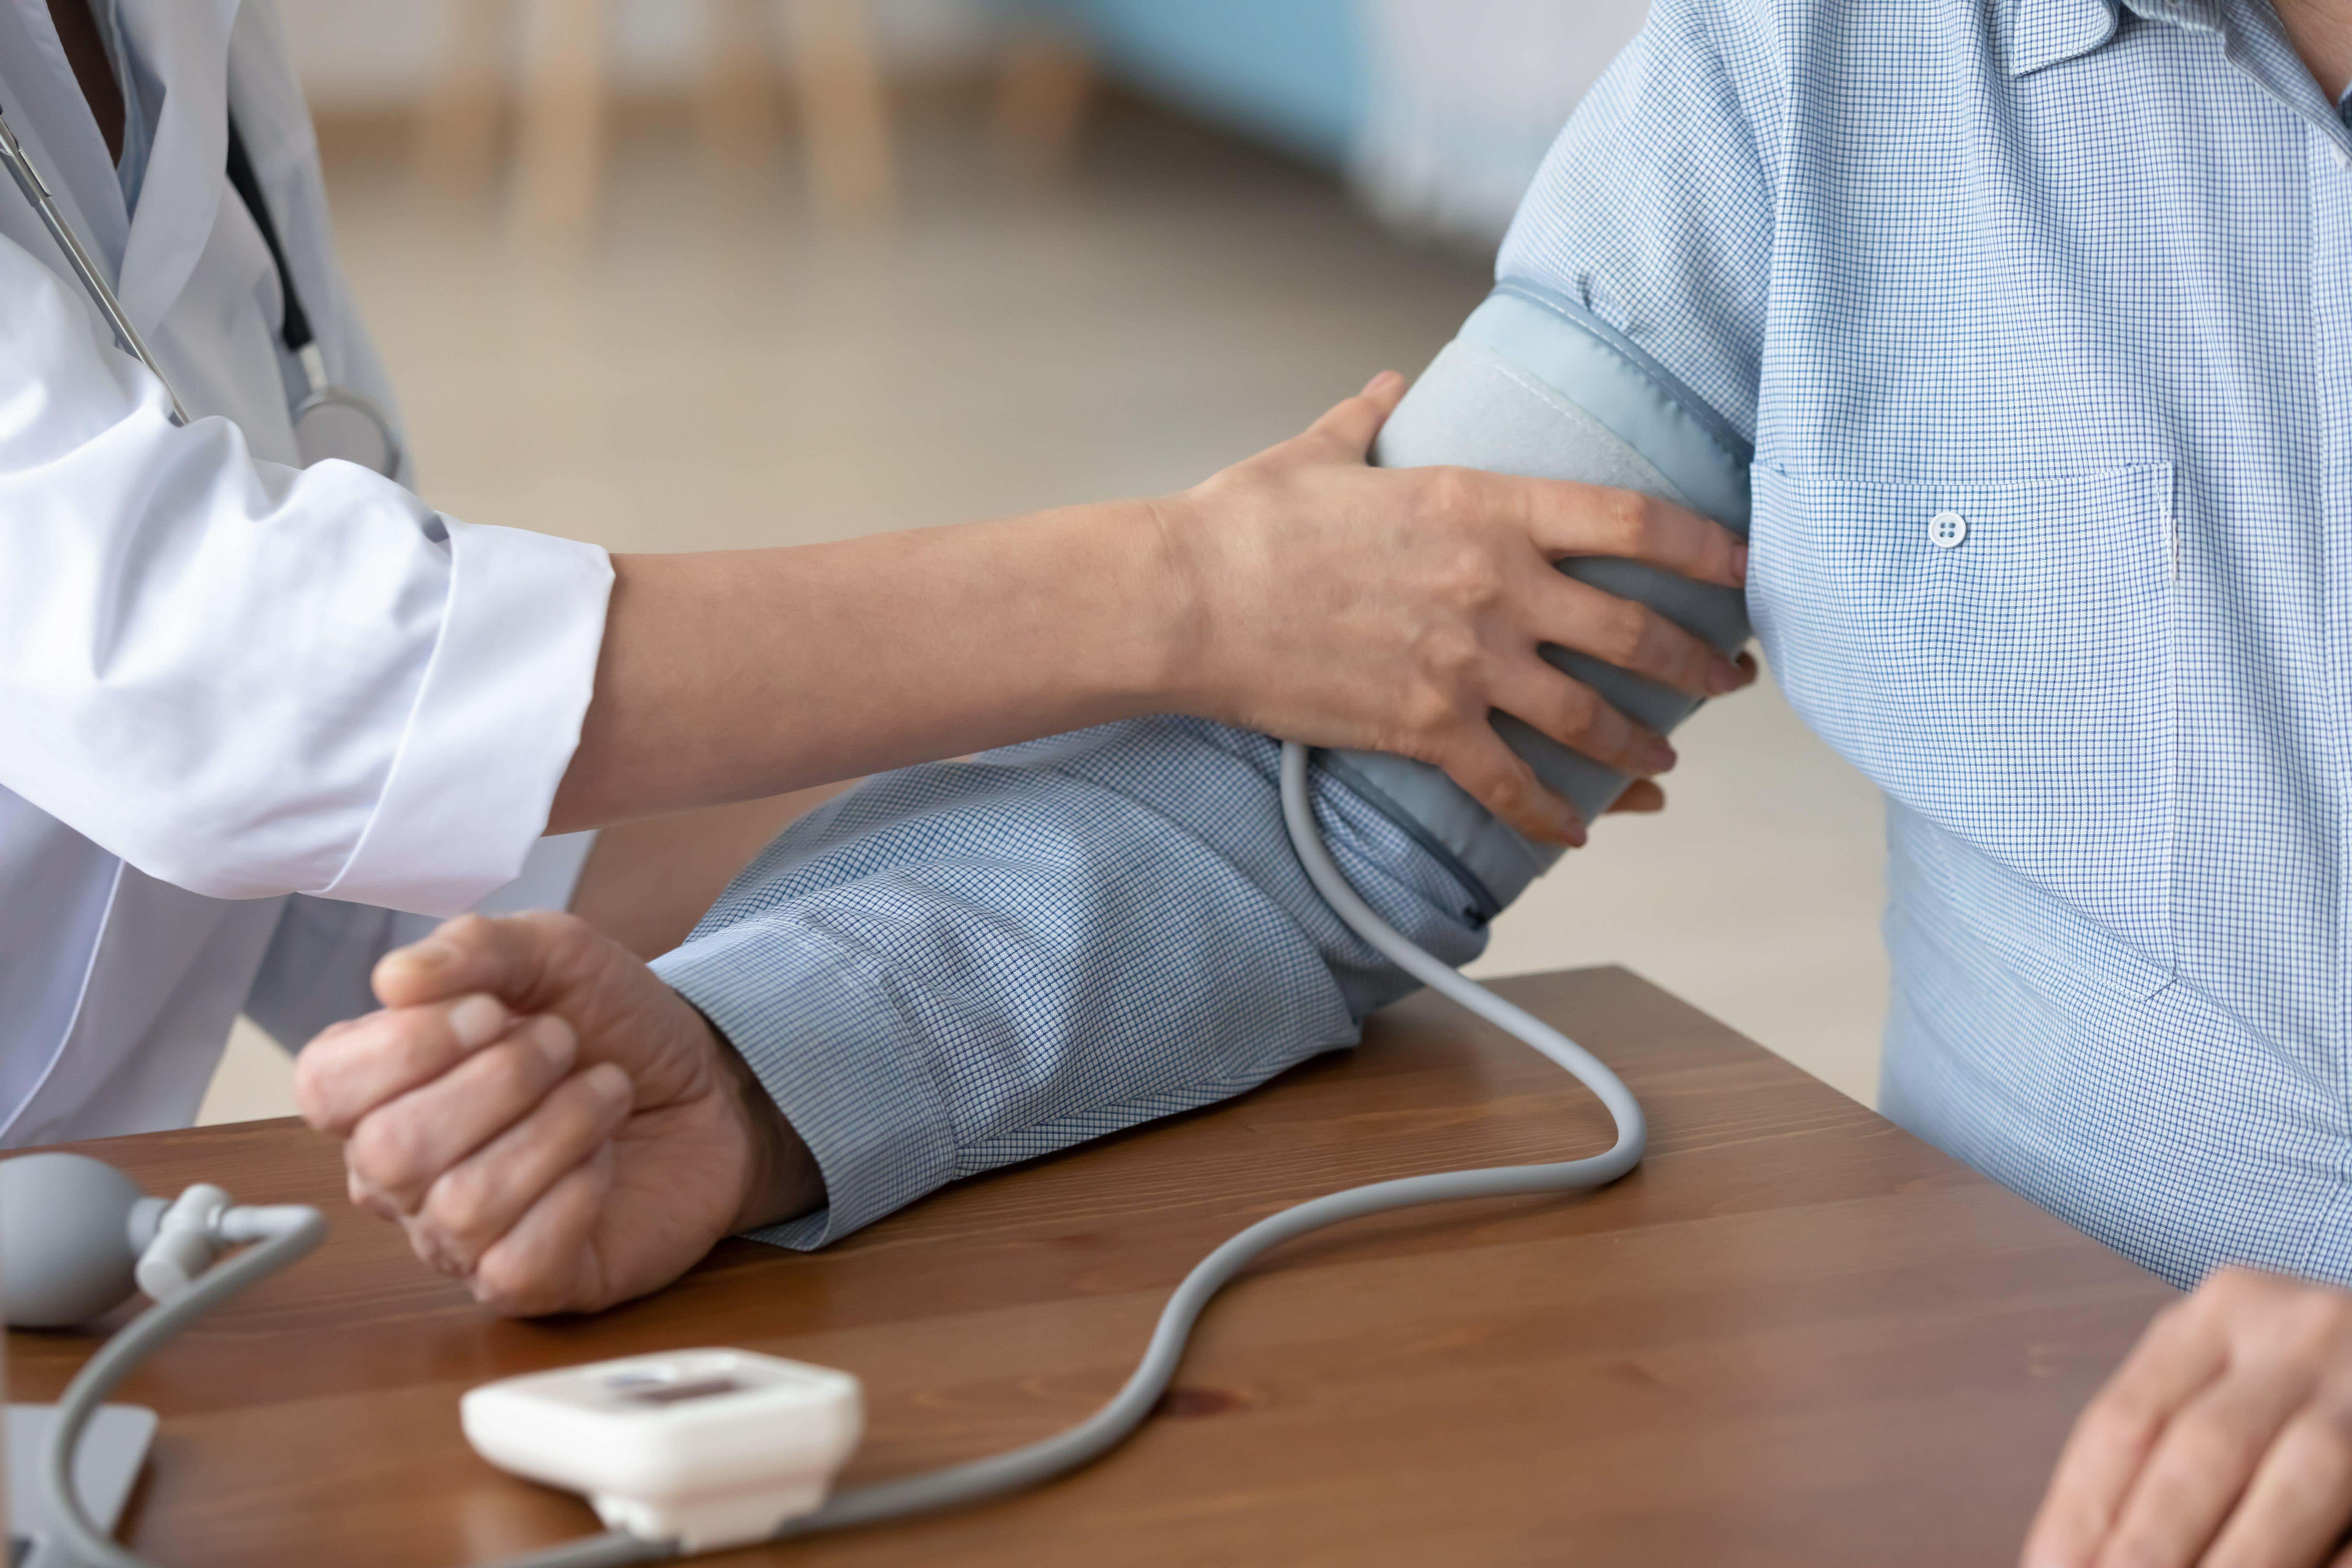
293, 912, 821, 1316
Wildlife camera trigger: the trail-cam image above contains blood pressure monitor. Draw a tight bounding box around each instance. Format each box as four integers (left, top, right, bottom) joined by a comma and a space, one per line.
459, 1350, 863, 1552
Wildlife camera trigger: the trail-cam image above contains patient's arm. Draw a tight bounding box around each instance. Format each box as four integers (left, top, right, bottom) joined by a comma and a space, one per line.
633, 271, 1753, 1258
290, 23, 1760, 1302
649, 719, 1497, 1248
288, 300, 1749, 1315
288, 240, 1755, 1316
289, 720, 1494, 1314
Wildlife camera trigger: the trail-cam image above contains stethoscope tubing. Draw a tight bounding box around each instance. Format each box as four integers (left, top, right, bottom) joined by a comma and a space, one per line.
0, 98, 190, 425
0, 97, 401, 479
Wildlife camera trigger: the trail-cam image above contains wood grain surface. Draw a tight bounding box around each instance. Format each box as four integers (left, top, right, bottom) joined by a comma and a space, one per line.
7, 967, 2174, 1567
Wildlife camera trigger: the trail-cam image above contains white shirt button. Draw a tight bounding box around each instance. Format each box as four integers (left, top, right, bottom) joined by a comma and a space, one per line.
1928, 510, 1968, 549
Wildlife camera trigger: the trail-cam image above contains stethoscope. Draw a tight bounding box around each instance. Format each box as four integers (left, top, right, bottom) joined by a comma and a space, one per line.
0, 98, 402, 479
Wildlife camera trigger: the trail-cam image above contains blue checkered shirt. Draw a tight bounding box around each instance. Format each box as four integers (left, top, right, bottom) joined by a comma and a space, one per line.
663, 0, 2352, 1289
1500, 0, 2352, 1288
653, 722, 1489, 1251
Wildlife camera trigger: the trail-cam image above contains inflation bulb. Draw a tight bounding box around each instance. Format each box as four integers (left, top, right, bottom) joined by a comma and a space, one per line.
0, 1154, 167, 1328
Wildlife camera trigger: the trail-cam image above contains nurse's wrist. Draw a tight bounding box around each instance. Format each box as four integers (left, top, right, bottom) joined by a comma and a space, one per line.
1007, 495, 1207, 720
1129, 484, 1254, 720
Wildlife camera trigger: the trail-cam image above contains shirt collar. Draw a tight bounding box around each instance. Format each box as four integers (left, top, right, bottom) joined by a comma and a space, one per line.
2004, 0, 2230, 77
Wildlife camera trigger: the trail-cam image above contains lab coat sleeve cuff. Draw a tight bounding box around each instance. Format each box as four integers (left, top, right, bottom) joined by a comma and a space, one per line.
651, 921, 957, 1252
319, 519, 613, 916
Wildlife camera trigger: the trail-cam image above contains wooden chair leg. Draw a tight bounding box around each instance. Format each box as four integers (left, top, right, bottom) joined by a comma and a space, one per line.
515, 0, 608, 237
781, 0, 896, 224
699, 0, 782, 169
991, 27, 1094, 180
415, 0, 510, 198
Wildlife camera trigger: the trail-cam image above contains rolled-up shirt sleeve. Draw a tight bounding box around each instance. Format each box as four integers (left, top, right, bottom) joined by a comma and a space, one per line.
0, 233, 610, 915
650, 719, 1490, 1250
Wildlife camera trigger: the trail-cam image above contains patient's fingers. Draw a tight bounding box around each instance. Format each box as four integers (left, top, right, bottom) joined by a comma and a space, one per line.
294, 992, 512, 1135
344, 1016, 578, 1213
467, 1146, 615, 1318
411, 1063, 631, 1275
1505, 478, 1748, 590
371, 910, 590, 1013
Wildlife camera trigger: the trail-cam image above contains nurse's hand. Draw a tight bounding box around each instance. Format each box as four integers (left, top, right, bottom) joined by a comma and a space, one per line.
292, 912, 818, 1317
563, 373, 1745, 847
1157, 370, 1754, 845
2020, 1267, 2352, 1568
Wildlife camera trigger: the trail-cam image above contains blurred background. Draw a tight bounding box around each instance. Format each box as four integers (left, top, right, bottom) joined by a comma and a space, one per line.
203, 0, 1889, 1121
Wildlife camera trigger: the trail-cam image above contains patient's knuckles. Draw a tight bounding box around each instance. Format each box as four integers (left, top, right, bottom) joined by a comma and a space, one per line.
2074, 1383, 2166, 1461
345, 1166, 400, 1222
439, 913, 497, 949
348, 1111, 436, 1199
2171, 1402, 2272, 1476
292, 1024, 389, 1122
378, 1008, 462, 1076
2269, 1291, 2352, 1366
2199, 1269, 2352, 1354
516, 909, 600, 974
302, 1012, 455, 1130
2295, 1401, 2352, 1476
470, 1250, 576, 1319
290, 1053, 342, 1131
470, 1222, 602, 1316
478, 1041, 540, 1105
2201, 1267, 2279, 1316
2142, 1294, 2203, 1352
403, 1216, 470, 1279
422, 1172, 501, 1259
474, 1030, 569, 1113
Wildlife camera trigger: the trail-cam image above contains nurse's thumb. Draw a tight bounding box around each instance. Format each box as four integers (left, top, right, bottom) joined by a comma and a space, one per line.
1303, 370, 1406, 457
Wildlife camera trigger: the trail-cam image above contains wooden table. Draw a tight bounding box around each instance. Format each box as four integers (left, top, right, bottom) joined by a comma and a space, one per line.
9, 968, 2174, 1566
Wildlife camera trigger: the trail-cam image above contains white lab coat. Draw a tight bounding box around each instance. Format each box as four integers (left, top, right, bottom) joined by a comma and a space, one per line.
0, 0, 613, 1143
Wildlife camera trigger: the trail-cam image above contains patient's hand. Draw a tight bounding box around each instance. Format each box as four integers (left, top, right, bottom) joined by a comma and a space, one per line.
2021, 1267, 2352, 1568
293, 912, 821, 1316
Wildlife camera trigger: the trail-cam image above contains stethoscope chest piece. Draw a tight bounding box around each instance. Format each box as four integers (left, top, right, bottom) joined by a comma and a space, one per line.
0, 97, 405, 480
291, 348, 402, 477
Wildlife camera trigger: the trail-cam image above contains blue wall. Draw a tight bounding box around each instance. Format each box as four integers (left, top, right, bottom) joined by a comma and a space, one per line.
1035, 0, 1367, 168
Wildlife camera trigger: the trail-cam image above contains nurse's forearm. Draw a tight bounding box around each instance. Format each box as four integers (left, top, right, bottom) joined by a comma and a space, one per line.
548, 502, 1182, 831
546, 377, 1750, 838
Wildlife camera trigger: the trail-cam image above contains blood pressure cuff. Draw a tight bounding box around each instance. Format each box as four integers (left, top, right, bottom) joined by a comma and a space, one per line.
1322, 278, 1753, 915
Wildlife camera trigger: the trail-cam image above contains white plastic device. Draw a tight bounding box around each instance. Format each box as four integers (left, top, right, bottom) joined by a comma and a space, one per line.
459, 1349, 863, 1552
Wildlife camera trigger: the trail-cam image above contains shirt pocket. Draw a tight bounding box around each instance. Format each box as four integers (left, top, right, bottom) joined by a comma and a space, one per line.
1749, 463, 2177, 965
